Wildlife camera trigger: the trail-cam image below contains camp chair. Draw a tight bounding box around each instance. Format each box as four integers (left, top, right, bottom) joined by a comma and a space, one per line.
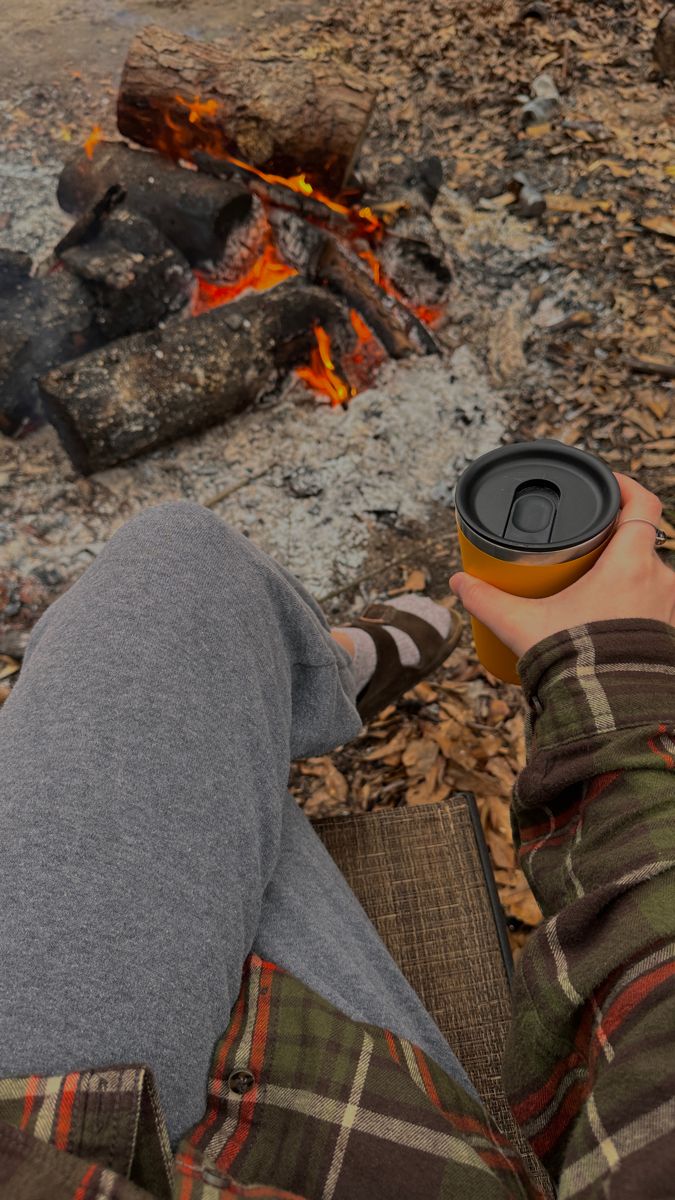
313, 794, 554, 1198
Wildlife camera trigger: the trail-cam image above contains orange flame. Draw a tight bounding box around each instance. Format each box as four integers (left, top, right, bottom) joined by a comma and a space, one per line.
83, 124, 102, 160
357, 250, 441, 326
192, 242, 297, 314
350, 308, 372, 344
171, 95, 382, 237
296, 325, 354, 407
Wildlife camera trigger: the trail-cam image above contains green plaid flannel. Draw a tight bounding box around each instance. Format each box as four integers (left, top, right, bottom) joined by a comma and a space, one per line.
0, 618, 673, 1199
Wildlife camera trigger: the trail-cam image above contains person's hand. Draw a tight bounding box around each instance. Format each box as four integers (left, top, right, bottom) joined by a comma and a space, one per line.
449, 472, 675, 659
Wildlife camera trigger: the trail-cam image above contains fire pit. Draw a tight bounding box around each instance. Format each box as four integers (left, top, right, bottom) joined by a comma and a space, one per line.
1, 25, 452, 475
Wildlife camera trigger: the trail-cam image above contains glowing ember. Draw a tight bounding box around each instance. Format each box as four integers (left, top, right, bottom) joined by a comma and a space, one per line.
83, 124, 103, 160
142, 92, 442, 407
296, 325, 354, 407
192, 242, 297, 314
413, 304, 443, 325
359, 248, 383, 288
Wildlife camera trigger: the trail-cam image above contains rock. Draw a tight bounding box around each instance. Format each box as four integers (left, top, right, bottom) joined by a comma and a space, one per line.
531, 72, 561, 101
507, 173, 546, 218
516, 185, 546, 218
653, 8, 675, 78
520, 71, 561, 126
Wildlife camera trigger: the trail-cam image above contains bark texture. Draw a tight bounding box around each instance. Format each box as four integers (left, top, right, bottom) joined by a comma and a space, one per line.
40, 278, 349, 474
58, 143, 252, 266
117, 25, 374, 190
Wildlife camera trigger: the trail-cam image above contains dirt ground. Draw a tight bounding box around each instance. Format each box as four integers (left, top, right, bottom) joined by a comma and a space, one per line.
1, 0, 674, 946
0, 0, 316, 92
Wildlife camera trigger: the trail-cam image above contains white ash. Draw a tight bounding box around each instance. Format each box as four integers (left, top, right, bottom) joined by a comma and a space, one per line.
1, 346, 503, 601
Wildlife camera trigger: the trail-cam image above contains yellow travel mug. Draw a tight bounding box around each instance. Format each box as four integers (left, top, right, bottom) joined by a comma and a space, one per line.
454, 440, 621, 685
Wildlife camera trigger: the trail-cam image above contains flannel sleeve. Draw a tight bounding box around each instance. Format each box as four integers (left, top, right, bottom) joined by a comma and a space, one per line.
502, 618, 675, 1199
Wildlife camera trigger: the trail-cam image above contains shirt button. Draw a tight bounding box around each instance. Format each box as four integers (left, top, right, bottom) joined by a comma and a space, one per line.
228, 1069, 255, 1095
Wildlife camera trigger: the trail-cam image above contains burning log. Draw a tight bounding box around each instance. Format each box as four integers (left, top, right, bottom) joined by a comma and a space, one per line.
316, 238, 440, 358
117, 27, 374, 191
58, 205, 195, 340
191, 151, 359, 234
40, 278, 350, 474
57, 143, 253, 267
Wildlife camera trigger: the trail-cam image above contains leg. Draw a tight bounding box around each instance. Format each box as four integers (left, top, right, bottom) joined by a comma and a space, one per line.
0, 503, 473, 1147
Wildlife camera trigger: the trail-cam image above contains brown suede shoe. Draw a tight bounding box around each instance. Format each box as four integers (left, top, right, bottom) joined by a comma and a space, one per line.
351, 602, 463, 723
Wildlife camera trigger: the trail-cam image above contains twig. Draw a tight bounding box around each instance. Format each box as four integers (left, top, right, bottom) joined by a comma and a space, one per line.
624, 356, 675, 381
203, 468, 272, 508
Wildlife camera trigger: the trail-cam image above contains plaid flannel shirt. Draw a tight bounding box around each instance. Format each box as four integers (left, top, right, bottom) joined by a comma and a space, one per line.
0, 618, 673, 1200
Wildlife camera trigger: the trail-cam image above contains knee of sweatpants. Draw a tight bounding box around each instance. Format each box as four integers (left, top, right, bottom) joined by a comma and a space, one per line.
107, 502, 254, 578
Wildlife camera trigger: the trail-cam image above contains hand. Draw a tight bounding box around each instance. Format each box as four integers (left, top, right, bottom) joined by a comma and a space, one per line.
449, 472, 675, 659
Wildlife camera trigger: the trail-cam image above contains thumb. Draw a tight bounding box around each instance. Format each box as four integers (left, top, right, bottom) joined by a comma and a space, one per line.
449, 571, 527, 647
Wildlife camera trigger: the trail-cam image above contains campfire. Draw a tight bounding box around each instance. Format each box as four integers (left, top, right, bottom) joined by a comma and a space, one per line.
0, 25, 451, 474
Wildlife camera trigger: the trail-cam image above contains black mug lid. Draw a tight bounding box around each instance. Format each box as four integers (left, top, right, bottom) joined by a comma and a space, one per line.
455, 440, 621, 553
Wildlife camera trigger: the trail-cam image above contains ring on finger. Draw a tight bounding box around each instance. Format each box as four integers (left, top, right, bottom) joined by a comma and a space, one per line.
615, 518, 667, 547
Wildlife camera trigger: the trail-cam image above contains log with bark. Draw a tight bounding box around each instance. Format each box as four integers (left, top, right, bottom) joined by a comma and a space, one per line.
117, 26, 375, 191
59, 205, 195, 340
40, 278, 351, 474
57, 143, 253, 266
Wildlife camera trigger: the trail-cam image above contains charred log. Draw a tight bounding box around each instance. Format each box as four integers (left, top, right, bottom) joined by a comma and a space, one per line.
57, 143, 252, 267
0, 256, 95, 436
40, 278, 351, 474
59, 206, 195, 340
316, 237, 440, 357
117, 26, 374, 191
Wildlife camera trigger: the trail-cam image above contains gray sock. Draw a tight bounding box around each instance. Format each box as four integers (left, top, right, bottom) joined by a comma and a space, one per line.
335, 595, 451, 695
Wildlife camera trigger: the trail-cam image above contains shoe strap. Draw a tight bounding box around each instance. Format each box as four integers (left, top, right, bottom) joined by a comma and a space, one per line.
355, 603, 446, 662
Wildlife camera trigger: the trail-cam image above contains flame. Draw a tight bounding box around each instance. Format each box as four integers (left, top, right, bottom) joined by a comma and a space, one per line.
171, 95, 382, 236
357, 250, 441, 326
350, 308, 372, 344
176, 94, 220, 124
296, 325, 354, 407
192, 241, 297, 314
83, 124, 102, 160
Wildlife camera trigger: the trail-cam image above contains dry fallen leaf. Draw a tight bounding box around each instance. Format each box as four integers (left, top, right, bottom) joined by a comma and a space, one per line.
365, 728, 409, 762
487, 828, 517, 870
402, 736, 440, 777
389, 568, 427, 594
545, 193, 612, 214
0, 656, 20, 682
640, 215, 675, 239
298, 756, 349, 804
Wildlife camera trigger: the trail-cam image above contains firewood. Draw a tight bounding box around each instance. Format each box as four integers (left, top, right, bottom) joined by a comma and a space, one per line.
316, 237, 440, 358
117, 26, 374, 191
191, 150, 355, 234
40, 278, 350, 474
57, 143, 253, 267
59, 206, 195, 340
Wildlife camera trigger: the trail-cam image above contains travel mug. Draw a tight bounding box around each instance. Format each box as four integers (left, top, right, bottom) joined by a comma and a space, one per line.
454, 439, 621, 685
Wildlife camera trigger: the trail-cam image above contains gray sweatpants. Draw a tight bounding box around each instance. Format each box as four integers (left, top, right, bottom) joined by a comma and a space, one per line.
0, 502, 474, 1145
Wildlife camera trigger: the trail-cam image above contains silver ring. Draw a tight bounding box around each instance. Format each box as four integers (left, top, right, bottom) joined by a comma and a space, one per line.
616, 518, 667, 546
